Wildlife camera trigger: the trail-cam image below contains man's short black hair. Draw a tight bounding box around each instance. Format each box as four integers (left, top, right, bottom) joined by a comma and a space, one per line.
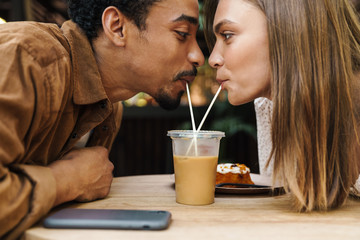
68, 0, 161, 41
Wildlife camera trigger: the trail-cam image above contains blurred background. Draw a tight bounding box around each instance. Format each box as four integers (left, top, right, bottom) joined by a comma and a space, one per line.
0, 0, 259, 176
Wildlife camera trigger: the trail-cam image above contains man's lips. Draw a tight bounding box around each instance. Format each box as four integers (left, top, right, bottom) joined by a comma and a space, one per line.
179, 75, 196, 84
178, 76, 196, 90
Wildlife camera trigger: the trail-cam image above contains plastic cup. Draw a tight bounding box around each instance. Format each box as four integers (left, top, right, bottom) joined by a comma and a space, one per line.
167, 130, 225, 205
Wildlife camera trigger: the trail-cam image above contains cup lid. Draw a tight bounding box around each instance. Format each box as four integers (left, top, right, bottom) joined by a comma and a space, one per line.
167, 130, 225, 138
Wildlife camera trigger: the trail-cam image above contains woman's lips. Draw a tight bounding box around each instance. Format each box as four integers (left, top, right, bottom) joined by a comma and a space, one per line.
216, 79, 228, 86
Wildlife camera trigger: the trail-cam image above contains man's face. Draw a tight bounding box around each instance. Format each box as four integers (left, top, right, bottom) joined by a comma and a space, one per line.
124, 0, 205, 110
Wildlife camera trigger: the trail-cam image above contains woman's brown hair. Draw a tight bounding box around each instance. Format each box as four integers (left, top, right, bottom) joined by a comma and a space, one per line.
204, 0, 360, 211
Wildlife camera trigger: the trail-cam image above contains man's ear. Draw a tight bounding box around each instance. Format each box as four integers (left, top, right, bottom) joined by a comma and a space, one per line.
102, 6, 127, 47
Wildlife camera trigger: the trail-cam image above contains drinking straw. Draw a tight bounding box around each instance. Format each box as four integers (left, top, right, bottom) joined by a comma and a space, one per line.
185, 84, 222, 156
196, 84, 222, 132
186, 83, 196, 133
186, 83, 198, 156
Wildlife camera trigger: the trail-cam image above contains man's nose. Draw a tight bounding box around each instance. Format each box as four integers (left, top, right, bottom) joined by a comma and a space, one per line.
189, 41, 205, 67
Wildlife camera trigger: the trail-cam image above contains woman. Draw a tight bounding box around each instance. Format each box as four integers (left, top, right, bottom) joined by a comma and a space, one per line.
204, 0, 360, 212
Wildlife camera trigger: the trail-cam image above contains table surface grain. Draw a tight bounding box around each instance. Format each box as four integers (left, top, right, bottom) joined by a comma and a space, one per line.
25, 174, 360, 240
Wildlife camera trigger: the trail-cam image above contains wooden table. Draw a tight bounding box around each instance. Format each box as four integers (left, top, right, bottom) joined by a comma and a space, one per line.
25, 174, 360, 240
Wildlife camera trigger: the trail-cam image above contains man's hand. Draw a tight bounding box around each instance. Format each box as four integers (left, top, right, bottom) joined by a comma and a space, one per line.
49, 146, 114, 206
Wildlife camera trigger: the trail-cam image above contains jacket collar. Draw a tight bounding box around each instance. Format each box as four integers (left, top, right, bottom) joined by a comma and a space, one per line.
61, 20, 108, 105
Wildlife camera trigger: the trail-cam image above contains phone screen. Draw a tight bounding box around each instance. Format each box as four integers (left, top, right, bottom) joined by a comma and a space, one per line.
43, 208, 171, 230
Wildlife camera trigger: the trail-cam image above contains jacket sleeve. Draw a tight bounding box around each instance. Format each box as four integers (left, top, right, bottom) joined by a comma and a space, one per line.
0, 42, 57, 239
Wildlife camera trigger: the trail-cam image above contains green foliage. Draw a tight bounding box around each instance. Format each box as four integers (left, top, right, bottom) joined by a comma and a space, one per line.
210, 116, 256, 138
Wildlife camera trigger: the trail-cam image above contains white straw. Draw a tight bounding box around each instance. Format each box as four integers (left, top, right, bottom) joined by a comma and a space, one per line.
185, 84, 222, 156
186, 83, 196, 132
196, 84, 222, 132
185, 83, 198, 156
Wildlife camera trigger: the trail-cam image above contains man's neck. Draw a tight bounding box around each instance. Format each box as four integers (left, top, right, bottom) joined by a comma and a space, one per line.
91, 35, 138, 103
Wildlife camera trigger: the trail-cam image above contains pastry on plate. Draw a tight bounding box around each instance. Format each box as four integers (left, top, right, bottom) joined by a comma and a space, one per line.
216, 163, 254, 186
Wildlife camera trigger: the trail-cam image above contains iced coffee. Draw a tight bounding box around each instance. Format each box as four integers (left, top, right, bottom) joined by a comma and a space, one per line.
168, 130, 225, 205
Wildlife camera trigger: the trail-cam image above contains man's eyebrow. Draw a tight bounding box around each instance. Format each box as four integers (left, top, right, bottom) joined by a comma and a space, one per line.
214, 20, 234, 34
172, 14, 198, 25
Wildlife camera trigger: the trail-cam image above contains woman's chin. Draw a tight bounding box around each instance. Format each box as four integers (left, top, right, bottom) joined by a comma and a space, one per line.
228, 97, 246, 106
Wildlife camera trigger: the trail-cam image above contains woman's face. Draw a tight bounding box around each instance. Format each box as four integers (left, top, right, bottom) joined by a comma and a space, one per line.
209, 0, 271, 105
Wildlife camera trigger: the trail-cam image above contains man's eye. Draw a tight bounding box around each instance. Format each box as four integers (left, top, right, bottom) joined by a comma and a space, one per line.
175, 31, 190, 40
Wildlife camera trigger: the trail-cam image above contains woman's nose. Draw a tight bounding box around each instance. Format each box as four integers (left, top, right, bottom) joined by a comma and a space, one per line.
208, 47, 223, 69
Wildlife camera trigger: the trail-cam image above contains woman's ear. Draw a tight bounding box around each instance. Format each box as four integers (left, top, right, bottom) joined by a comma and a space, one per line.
102, 6, 127, 47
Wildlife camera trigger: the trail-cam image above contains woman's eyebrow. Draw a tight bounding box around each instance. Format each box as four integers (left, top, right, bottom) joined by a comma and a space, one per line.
214, 19, 235, 34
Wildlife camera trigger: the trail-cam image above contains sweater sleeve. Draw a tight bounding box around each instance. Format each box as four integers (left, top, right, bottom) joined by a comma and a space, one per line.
254, 97, 274, 176
350, 176, 360, 198
0, 41, 57, 239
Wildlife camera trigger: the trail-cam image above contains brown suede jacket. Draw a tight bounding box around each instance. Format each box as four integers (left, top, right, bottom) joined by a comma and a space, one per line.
0, 20, 123, 239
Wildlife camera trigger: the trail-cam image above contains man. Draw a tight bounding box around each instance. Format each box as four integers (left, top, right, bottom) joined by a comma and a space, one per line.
0, 0, 204, 238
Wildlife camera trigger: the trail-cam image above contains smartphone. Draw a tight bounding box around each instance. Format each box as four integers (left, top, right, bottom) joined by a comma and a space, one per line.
43, 208, 171, 230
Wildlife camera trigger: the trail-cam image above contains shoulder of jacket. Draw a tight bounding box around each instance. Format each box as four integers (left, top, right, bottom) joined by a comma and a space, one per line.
0, 22, 71, 67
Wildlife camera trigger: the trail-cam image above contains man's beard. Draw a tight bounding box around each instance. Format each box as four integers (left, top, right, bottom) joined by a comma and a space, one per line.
154, 67, 197, 110
155, 88, 184, 110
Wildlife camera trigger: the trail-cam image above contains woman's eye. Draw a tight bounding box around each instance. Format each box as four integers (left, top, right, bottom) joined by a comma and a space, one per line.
220, 32, 233, 41
175, 31, 190, 40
